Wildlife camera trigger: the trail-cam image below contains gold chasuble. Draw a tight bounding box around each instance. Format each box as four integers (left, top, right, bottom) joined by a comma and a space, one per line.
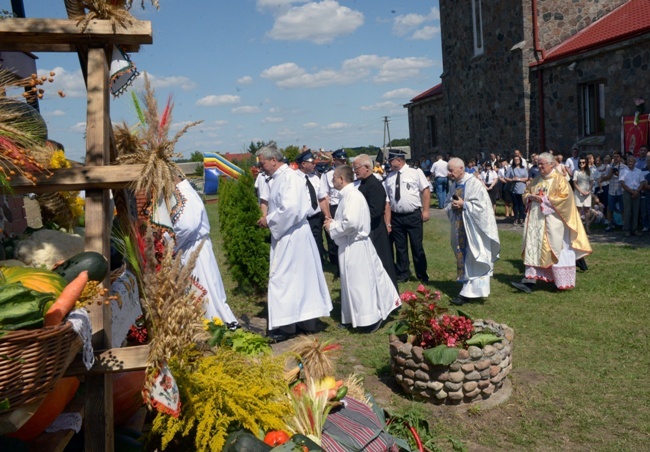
522, 170, 591, 269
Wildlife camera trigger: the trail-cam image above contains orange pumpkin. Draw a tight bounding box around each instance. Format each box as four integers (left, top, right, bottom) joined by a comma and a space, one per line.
9, 377, 80, 442
113, 370, 146, 426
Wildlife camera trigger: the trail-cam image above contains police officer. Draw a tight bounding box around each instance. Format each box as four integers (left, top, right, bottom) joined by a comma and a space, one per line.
296, 149, 326, 262
319, 149, 348, 276
384, 150, 431, 283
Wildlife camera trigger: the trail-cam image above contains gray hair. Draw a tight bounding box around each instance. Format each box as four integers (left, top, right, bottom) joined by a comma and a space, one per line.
255, 142, 283, 161
448, 157, 465, 171
538, 152, 553, 165
353, 154, 372, 169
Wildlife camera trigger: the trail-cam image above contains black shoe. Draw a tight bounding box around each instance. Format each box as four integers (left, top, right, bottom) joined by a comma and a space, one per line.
511, 281, 533, 294
418, 274, 430, 284
266, 329, 296, 343
337, 323, 352, 330
576, 258, 588, 272
450, 295, 469, 306
396, 275, 411, 283
357, 320, 382, 334
226, 322, 241, 331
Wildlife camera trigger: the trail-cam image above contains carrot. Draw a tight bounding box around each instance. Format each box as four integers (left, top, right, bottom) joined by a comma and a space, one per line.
43, 270, 89, 327
335, 379, 344, 389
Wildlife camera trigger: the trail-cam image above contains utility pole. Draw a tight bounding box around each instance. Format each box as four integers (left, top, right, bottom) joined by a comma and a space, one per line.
383, 116, 392, 150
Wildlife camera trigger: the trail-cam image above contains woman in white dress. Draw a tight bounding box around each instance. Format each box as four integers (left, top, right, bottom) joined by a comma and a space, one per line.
573, 157, 594, 233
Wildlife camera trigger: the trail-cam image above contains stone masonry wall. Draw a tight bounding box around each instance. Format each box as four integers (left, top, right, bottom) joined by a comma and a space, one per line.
389, 320, 514, 405
429, 0, 531, 160
531, 41, 650, 155
537, 0, 628, 51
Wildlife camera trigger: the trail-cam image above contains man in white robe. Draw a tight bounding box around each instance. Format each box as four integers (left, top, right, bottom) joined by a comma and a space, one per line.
256, 143, 332, 342
324, 166, 400, 331
445, 158, 500, 305
171, 175, 239, 328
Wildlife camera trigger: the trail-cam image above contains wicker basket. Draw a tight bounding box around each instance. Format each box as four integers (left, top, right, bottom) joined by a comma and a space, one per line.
0, 322, 79, 413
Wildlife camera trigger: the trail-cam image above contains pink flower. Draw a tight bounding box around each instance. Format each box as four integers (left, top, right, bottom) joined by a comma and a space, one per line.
446, 337, 457, 347
416, 284, 428, 294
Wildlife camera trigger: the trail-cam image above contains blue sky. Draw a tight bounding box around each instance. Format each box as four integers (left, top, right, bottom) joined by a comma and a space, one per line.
3, 0, 442, 161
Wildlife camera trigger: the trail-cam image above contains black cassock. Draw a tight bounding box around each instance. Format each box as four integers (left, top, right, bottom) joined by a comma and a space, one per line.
358, 176, 398, 289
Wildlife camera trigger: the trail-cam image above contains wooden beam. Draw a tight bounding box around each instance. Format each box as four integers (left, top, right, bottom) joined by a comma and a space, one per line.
65, 345, 149, 377
84, 46, 113, 452
0, 18, 152, 49
0, 43, 141, 53
3, 164, 144, 194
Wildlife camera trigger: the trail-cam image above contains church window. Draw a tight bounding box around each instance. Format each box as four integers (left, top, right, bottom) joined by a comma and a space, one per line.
428, 115, 438, 147
472, 0, 484, 56
581, 81, 605, 135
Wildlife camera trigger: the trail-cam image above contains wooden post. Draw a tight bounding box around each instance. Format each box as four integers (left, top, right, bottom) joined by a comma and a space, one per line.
84, 46, 114, 452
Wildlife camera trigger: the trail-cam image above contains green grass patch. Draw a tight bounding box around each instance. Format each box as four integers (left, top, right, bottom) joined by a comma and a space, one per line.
207, 200, 650, 450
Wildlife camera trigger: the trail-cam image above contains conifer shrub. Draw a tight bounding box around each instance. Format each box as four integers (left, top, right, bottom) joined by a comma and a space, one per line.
217, 172, 270, 294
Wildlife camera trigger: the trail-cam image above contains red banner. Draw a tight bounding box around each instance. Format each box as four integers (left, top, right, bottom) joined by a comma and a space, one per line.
622, 113, 649, 157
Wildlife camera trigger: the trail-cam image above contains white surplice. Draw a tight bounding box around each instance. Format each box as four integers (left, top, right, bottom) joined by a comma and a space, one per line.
266, 164, 332, 330
445, 173, 500, 298
329, 184, 401, 327
171, 179, 237, 323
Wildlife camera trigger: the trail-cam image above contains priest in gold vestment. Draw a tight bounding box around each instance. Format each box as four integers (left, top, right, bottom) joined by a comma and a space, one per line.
512, 152, 592, 292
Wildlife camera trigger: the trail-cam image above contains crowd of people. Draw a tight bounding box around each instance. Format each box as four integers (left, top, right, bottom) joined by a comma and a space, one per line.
243, 142, 648, 341
415, 144, 650, 237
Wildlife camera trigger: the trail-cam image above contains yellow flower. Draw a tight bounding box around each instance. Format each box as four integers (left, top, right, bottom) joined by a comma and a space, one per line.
49, 150, 72, 169
212, 316, 224, 327
202, 318, 211, 330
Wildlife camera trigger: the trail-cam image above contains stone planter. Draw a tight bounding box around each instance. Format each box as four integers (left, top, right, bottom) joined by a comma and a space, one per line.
389, 320, 514, 405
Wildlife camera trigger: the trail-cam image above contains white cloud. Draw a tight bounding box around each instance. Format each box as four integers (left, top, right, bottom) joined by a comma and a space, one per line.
268, 1, 364, 44
374, 57, 435, 83
37, 67, 85, 98
257, 0, 308, 10
326, 122, 349, 130
69, 122, 86, 133
262, 116, 284, 123
393, 7, 440, 40
232, 105, 262, 114
214, 120, 228, 126
303, 122, 319, 128
412, 26, 440, 40
196, 94, 241, 106
382, 88, 420, 99
44, 109, 66, 117
360, 101, 397, 111
138, 73, 197, 91
269, 107, 281, 114
275, 127, 296, 138
237, 75, 253, 85
261, 54, 435, 88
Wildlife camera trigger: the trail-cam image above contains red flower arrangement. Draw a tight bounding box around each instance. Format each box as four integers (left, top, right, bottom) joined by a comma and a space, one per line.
389, 285, 499, 366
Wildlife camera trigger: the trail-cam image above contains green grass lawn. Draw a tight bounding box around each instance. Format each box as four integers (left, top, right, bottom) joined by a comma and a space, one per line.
207, 201, 650, 451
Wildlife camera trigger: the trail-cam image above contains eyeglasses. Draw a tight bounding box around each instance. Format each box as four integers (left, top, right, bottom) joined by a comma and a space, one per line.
352, 166, 364, 171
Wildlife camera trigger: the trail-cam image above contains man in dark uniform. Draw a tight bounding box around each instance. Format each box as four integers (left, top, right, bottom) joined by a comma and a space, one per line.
384, 150, 431, 283
319, 149, 348, 276
352, 153, 397, 289
295, 149, 326, 262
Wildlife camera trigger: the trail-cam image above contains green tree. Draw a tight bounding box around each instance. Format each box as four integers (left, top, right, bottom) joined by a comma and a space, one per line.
390, 138, 410, 147
190, 151, 204, 162
282, 145, 300, 163
217, 171, 270, 294
247, 140, 270, 154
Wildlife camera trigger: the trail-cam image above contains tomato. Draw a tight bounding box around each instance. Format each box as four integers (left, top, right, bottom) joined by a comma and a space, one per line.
291, 382, 308, 397
263, 430, 290, 446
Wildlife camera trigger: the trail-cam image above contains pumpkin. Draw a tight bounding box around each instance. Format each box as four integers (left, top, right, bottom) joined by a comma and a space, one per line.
9, 377, 80, 442
113, 370, 146, 426
0, 267, 68, 297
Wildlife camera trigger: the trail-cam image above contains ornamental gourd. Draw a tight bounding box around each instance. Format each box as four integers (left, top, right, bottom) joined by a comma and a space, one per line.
0, 267, 67, 297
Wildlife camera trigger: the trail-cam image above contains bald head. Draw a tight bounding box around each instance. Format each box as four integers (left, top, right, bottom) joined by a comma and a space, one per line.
448, 158, 465, 182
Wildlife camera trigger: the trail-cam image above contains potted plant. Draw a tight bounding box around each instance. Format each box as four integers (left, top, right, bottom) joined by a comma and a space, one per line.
387, 285, 514, 405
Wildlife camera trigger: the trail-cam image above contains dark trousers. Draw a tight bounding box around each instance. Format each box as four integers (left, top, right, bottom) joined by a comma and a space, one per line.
391, 209, 427, 282
512, 193, 525, 221
307, 212, 326, 261
324, 205, 339, 270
